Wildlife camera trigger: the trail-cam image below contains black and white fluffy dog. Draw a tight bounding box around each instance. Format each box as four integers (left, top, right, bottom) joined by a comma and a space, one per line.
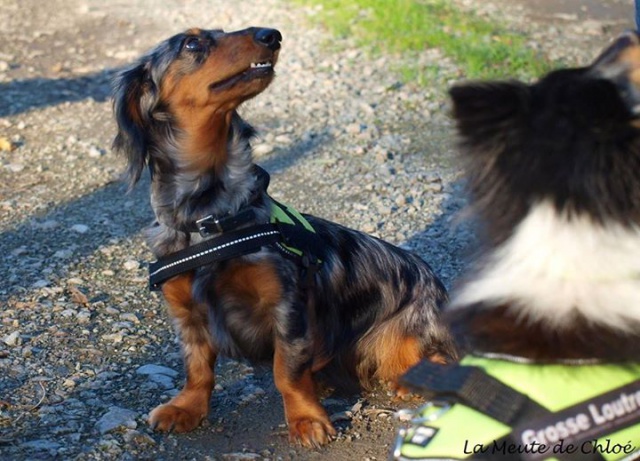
392, 32, 640, 461
447, 31, 640, 361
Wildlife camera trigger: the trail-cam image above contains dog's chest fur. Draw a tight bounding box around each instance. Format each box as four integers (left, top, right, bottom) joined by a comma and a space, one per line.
451, 201, 640, 331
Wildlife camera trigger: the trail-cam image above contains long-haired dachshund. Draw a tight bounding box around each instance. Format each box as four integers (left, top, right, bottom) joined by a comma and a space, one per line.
112, 27, 457, 447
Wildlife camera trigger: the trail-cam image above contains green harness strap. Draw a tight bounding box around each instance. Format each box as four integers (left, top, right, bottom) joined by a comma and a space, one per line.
395, 356, 640, 461
269, 199, 318, 258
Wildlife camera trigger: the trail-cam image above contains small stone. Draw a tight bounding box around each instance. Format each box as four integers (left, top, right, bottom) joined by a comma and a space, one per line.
60, 309, 76, 318
362, 223, 376, 233
101, 333, 123, 343
0, 61, 9, 72
119, 312, 140, 324
274, 134, 292, 144
148, 373, 175, 390
88, 145, 105, 158
96, 407, 138, 434
122, 429, 156, 446
346, 123, 361, 135
3, 331, 20, 346
0, 137, 14, 151
5, 163, 24, 172
424, 182, 443, 193
39, 220, 59, 230
222, 453, 262, 461
123, 260, 139, 270
20, 440, 62, 451
71, 224, 89, 234
253, 143, 274, 156
76, 310, 91, 324
136, 364, 179, 377
54, 249, 74, 259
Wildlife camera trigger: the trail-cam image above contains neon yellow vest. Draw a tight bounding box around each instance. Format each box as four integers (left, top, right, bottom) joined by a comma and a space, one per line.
395, 356, 640, 460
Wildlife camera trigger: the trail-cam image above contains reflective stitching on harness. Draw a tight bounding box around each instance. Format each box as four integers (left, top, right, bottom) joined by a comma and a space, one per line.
149, 230, 280, 278
274, 242, 299, 259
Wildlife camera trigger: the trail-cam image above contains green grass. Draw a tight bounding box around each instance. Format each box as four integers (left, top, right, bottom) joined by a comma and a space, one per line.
296, 0, 556, 81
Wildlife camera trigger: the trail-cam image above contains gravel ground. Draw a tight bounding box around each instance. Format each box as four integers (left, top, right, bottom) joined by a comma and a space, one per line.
0, 0, 633, 460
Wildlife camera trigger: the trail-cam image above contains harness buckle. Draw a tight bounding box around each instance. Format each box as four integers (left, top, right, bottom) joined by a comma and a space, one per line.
196, 215, 223, 237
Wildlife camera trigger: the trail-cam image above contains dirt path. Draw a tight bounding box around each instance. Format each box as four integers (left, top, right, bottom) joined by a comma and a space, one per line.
0, 1, 632, 460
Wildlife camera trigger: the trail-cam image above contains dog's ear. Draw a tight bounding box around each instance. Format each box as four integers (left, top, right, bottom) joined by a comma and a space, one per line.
449, 81, 531, 152
591, 31, 640, 117
112, 60, 156, 189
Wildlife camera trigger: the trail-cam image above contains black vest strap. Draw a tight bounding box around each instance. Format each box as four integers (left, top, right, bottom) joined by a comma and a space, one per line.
148, 224, 281, 290
401, 360, 608, 461
401, 361, 550, 426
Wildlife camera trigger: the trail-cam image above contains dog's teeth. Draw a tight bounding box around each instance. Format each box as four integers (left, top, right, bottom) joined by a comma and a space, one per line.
250, 62, 272, 69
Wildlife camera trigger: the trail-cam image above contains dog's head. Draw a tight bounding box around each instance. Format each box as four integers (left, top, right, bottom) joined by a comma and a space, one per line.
450, 31, 640, 244
112, 27, 281, 187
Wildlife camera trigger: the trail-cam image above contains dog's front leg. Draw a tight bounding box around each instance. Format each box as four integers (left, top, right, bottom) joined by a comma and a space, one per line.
273, 306, 336, 447
149, 274, 216, 432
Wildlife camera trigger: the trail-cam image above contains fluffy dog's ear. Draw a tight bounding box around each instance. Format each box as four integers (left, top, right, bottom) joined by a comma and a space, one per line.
112, 61, 155, 189
591, 31, 640, 117
449, 81, 531, 151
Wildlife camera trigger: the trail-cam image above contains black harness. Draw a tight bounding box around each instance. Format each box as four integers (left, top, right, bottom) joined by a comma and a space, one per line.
148, 166, 324, 291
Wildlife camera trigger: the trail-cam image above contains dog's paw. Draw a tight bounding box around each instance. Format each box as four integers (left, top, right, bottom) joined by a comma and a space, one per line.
148, 403, 204, 433
288, 417, 337, 448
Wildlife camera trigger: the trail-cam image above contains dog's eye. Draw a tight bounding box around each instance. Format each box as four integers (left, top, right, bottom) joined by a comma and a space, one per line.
183, 37, 205, 52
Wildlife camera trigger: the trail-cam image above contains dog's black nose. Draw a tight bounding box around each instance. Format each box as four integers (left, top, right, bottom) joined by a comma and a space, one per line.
254, 28, 282, 51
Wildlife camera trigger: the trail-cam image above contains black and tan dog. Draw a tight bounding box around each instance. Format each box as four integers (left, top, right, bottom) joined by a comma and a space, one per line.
112, 27, 456, 447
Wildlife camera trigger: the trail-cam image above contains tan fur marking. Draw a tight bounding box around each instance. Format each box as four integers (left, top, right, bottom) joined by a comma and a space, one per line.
149, 274, 217, 432
619, 47, 640, 86
356, 322, 424, 386
215, 261, 282, 323
273, 341, 336, 447
158, 33, 278, 175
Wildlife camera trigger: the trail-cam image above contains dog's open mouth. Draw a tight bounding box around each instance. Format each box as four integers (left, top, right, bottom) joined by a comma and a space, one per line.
209, 60, 274, 91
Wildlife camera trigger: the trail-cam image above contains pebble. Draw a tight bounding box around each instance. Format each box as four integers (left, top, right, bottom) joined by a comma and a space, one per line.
95, 407, 138, 434
76, 310, 91, 323
101, 333, 124, 343
88, 145, 105, 158
253, 143, 274, 156
2, 331, 20, 346
122, 429, 156, 446
119, 312, 140, 323
20, 440, 62, 452
54, 249, 74, 259
123, 260, 139, 270
71, 224, 89, 234
136, 364, 179, 377
38, 220, 60, 230
5, 163, 25, 172
148, 373, 175, 389
222, 453, 262, 461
